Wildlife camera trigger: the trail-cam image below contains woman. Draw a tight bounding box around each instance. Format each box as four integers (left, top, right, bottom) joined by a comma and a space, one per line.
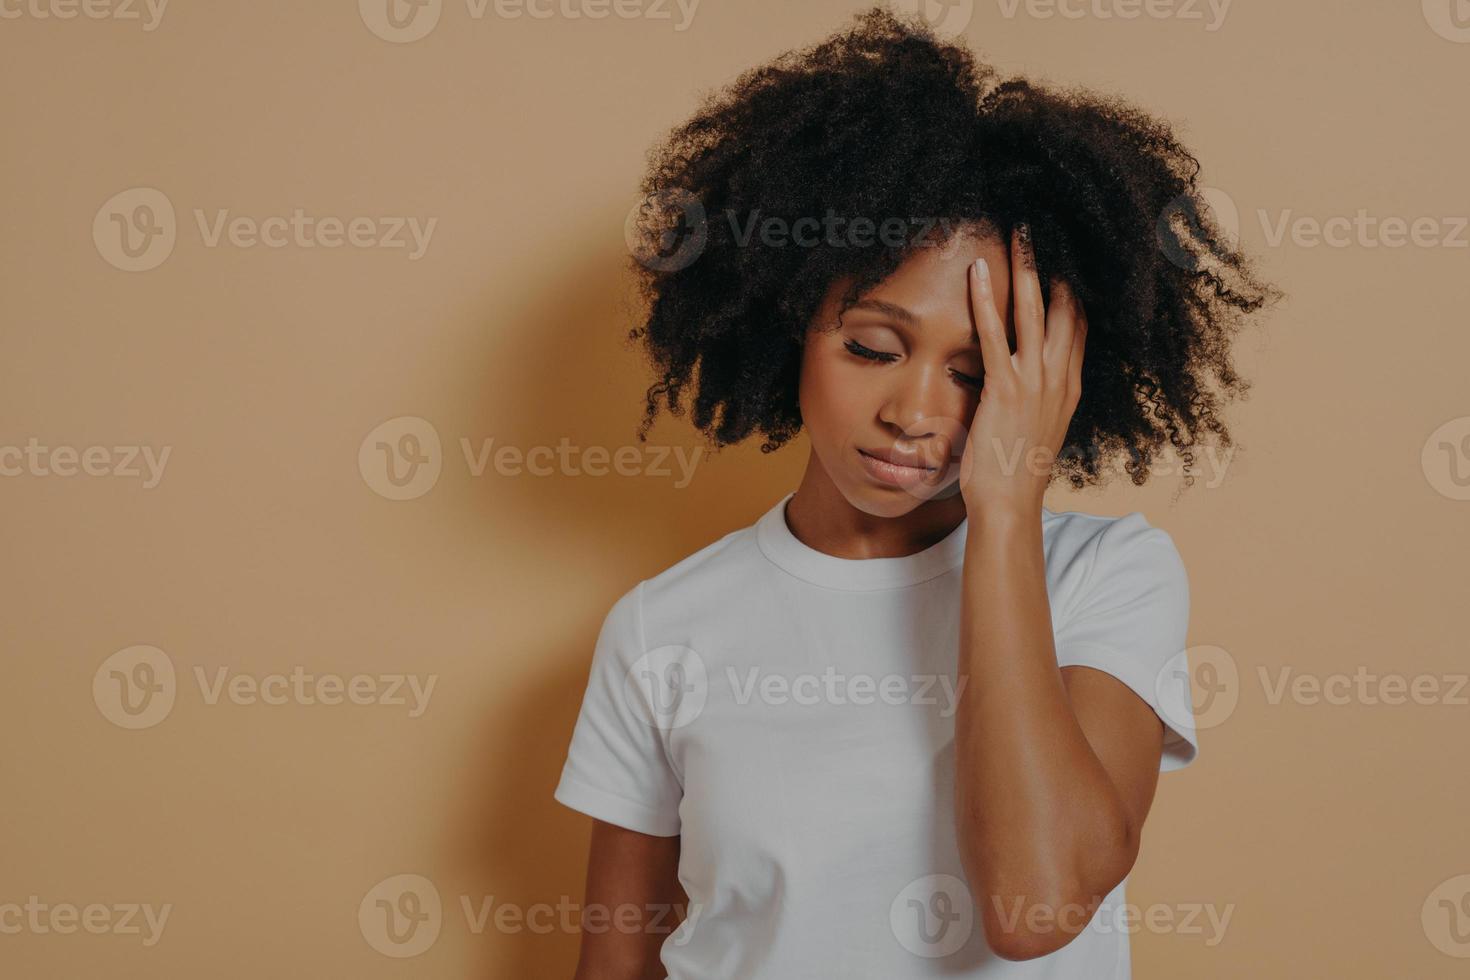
554, 7, 1277, 977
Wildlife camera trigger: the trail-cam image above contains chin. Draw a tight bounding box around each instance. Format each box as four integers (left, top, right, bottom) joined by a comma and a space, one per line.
842, 471, 962, 518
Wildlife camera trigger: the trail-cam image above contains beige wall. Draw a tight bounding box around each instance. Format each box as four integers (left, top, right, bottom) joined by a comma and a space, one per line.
2, 1, 1467, 976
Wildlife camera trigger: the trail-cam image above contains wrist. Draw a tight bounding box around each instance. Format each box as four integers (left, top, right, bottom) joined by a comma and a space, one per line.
962, 494, 1044, 530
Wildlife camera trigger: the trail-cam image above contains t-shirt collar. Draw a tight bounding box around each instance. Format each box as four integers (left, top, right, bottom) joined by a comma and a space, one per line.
755, 490, 974, 591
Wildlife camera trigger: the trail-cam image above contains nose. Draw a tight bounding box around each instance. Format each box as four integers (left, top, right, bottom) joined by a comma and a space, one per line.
875, 362, 960, 453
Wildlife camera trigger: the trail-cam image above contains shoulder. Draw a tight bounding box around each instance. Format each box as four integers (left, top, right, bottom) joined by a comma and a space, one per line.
1042, 505, 1188, 613
601, 514, 767, 638
1043, 504, 1183, 563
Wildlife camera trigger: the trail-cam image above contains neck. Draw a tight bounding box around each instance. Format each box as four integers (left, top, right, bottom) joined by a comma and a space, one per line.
783, 449, 968, 560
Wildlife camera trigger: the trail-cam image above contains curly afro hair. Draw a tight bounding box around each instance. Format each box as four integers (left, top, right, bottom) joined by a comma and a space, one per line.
625, 5, 1281, 491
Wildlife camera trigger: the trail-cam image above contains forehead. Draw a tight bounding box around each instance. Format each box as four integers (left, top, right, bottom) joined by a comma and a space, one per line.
877, 229, 1009, 310
824, 228, 1012, 334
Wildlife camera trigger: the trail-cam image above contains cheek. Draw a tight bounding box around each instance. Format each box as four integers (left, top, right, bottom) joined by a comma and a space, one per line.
798, 344, 868, 439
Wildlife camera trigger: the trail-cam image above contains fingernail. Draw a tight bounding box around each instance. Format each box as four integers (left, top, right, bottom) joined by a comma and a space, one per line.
973, 257, 991, 292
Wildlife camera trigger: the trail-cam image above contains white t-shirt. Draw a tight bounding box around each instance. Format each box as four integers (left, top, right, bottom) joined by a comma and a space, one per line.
555, 490, 1198, 979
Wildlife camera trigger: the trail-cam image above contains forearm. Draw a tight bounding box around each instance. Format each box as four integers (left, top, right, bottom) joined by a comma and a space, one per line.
953, 505, 1135, 957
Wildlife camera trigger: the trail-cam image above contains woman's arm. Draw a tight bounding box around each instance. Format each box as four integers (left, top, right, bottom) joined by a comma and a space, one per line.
953, 227, 1168, 961
956, 511, 1166, 961
571, 819, 687, 980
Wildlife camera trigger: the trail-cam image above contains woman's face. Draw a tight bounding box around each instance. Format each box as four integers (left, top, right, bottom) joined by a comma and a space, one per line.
798, 229, 1015, 519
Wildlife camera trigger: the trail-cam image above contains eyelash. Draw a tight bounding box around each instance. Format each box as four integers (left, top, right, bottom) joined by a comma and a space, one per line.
843, 338, 983, 389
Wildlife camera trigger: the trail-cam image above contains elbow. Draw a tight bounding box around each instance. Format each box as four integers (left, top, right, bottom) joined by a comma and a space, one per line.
974, 842, 1139, 962
979, 875, 1126, 961
985, 927, 1072, 962
965, 809, 1142, 961
978, 886, 1089, 961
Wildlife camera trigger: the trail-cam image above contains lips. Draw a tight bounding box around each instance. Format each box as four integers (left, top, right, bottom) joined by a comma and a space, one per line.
859, 446, 937, 471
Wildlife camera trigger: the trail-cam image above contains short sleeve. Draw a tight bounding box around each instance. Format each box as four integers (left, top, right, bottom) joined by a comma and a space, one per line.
1053, 514, 1199, 772
554, 582, 684, 836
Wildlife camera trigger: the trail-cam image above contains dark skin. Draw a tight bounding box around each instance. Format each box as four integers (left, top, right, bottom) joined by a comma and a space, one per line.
572, 224, 1167, 975
571, 819, 687, 980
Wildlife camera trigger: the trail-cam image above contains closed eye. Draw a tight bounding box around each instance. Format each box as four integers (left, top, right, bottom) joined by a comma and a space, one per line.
843, 338, 897, 363
843, 338, 983, 389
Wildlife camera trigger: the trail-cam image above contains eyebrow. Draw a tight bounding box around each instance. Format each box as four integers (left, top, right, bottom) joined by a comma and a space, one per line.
848, 298, 918, 326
